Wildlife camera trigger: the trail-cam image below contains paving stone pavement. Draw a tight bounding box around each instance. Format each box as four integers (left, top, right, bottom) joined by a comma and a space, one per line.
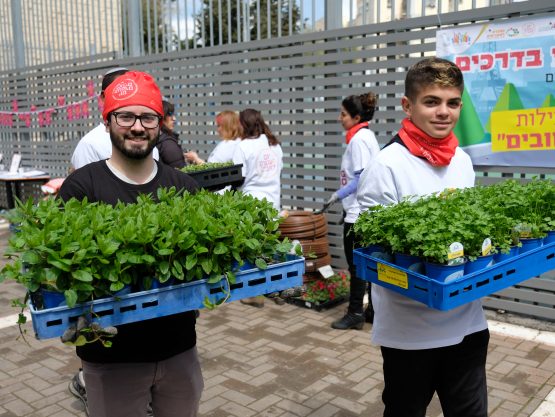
1, 225, 555, 417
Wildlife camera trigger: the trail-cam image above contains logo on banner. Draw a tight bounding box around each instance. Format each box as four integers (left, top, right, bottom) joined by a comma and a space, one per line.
450, 32, 472, 47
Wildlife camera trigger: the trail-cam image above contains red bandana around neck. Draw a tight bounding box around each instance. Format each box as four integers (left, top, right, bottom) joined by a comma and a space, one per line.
345, 121, 368, 144
397, 118, 459, 166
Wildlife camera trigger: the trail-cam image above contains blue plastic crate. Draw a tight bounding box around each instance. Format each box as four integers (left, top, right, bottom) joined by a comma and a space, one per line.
353, 242, 555, 311
29, 255, 304, 339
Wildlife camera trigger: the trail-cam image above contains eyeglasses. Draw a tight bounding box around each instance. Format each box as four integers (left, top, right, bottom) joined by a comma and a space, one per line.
111, 112, 161, 129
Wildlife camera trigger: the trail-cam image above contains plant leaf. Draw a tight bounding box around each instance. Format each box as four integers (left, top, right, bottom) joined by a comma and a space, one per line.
213, 242, 227, 255
255, 258, 267, 270
72, 270, 93, 282
64, 289, 78, 308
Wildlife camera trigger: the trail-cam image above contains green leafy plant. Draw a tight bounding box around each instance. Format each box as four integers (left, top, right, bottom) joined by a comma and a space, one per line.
0, 188, 298, 311
483, 179, 552, 239
354, 179, 555, 264
180, 161, 234, 173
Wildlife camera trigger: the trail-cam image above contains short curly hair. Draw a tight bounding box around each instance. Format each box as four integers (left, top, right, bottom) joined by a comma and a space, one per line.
404, 57, 463, 100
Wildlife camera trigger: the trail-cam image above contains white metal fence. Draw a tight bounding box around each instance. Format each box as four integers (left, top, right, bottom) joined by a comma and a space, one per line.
1, 0, 527, 72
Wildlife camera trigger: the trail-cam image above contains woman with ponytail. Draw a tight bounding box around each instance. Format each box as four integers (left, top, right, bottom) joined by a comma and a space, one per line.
233, 108, 283, 211
328, 92, 380, 330
233, 109, 283, 309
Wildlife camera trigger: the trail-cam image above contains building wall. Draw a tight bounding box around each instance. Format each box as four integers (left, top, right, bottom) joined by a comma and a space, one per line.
0, 0, 122, 72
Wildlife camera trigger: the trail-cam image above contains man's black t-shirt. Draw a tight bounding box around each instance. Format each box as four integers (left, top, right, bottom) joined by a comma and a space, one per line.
59, 160, 199, 363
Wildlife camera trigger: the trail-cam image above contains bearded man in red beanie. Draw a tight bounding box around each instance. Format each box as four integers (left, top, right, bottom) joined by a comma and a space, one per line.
59, 71, 203, 417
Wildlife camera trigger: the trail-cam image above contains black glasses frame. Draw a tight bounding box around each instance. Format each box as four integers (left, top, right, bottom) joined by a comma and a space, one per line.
111, 112, 162, 129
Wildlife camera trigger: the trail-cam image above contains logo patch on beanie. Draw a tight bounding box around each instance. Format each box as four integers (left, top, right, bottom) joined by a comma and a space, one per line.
101, 71, 163, 120
111, 78, 139, 101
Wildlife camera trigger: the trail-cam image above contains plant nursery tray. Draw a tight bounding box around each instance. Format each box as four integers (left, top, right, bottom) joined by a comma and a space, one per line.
285, 294, 348, 311
186, 164, 243, 190
353, 242, 555, 311
29, 255, 304, 340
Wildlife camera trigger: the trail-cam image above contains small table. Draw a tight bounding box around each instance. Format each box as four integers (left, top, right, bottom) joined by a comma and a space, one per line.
0, 174, 51, 209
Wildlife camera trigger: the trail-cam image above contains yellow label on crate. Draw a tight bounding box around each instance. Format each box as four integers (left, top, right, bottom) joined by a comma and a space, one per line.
377, 263, 408, 289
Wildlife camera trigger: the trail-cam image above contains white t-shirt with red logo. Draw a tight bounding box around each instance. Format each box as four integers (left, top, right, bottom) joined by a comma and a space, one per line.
340, 128, 380, 224
232, 134, 283, 210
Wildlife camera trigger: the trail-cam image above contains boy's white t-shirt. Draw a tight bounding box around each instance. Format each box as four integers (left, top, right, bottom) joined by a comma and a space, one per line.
340, 128, 380, 224
207, 138, 240, 163
232, 134, 283, 210
357, 143, 487, 350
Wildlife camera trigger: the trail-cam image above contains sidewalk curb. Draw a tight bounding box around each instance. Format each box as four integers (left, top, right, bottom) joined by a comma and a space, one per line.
489, 319, 555, 346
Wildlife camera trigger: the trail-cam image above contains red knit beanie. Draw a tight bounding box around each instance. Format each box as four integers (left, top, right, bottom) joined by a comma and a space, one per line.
102, 71, 163, 121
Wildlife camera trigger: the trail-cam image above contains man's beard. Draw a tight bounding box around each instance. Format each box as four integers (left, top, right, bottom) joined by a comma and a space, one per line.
110, 130, 158, 160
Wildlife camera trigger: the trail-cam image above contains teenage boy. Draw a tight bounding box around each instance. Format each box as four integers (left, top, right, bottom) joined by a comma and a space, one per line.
357, 57, 489, 417
59, 71, 202, 417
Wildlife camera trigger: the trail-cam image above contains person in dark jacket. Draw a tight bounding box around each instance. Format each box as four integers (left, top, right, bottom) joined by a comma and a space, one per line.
156, 100, 187, 168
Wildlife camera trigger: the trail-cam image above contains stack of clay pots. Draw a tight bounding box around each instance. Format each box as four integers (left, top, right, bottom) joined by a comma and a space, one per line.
278, 211, 331, 281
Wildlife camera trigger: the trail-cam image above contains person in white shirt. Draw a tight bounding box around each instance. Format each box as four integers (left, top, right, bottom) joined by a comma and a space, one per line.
233, 108, 283, 308
357, 57, 488, 417
326, 92, 380, 330
70, 123, 114, 171
70, 68, 159, 172
185, 110, 241, 165
233, 108, 283, 211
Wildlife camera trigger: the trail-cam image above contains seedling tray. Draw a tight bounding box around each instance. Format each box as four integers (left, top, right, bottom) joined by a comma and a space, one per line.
29, 255, 304, 339
285, 294, 348, 311
353, 242, 555, 311
186, 164, 243, 190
